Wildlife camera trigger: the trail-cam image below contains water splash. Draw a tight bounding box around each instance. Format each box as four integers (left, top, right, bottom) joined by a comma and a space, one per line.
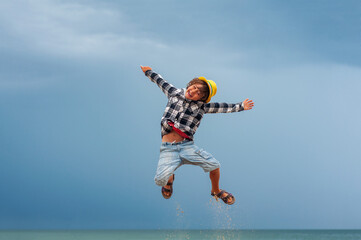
208, 197, 234, 229
176, 202, 185, 217
208, 197, 242, 240
164, 230, 190, 240
163, 198, 243, 239
164, 202, 190, 240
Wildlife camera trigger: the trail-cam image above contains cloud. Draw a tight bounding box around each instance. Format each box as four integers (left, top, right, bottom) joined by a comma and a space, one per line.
1, 0, 359, 92
0, 0, 168, 59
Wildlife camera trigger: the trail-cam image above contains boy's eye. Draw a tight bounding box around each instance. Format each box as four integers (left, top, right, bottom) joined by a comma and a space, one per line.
193, 86, 201, 95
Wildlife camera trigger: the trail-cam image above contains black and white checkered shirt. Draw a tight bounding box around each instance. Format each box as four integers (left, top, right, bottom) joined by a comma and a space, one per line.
145, 70, 244, 139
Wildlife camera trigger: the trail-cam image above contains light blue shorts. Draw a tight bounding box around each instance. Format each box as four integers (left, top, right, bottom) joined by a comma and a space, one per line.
154, 140, 221, 187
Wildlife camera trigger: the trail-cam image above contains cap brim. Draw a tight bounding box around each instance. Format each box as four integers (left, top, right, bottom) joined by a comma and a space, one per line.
198, 77, 212, 103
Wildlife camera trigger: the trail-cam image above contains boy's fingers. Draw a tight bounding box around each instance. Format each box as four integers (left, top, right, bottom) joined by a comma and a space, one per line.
243, 99, 254, 105
140, 66, 152, 73
243, 98, 254, 110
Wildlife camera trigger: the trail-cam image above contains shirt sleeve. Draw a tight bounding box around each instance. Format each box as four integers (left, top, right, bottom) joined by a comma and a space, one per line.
145, 70, 179, 98
204, 102, 244, 114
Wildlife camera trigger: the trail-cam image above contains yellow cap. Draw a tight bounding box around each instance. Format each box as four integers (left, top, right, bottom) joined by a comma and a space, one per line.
198, 77, 217, 103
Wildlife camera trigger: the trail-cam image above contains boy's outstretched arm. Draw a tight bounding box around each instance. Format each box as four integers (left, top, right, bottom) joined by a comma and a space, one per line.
204, 98, 254, 114
140, 65, 179, 97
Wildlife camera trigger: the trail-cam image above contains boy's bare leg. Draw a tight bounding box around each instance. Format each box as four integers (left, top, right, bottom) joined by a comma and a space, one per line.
210, 168, 221, 193
210, 168, 234, 204
163, 174, 174, 197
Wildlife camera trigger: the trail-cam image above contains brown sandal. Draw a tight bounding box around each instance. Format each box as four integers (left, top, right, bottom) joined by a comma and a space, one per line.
161, 174, 174, 199
211, 189, 235, 205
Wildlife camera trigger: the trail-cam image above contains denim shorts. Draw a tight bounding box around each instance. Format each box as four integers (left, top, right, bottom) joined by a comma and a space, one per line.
154, 139, 220, 186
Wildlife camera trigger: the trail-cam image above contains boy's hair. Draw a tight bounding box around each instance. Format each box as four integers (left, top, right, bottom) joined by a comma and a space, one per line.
186, 78, 209, 102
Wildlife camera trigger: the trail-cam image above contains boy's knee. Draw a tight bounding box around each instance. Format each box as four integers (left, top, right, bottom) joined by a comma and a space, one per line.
210, 167, 220, 174
204, 161, 221, 173
154, 175, 167, 187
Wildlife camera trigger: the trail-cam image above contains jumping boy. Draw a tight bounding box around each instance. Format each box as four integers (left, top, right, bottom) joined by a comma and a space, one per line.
141, 66, 254, 205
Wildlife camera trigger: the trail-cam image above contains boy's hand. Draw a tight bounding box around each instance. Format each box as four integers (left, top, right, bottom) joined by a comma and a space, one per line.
140, 66, 152, 73
243, 98, 254, 110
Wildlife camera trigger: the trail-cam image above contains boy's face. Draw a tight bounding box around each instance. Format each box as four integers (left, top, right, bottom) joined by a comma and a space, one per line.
185, 84, 205, 101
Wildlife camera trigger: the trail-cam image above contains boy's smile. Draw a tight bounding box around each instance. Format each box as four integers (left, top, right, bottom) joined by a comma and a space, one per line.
185, 84, 204, 101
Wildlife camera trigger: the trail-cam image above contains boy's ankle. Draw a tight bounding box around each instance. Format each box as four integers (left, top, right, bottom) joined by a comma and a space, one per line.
211, 189, 221, 194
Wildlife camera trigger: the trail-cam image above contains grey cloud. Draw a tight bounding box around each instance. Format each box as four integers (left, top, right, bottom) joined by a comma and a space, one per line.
0, 0, 168, 60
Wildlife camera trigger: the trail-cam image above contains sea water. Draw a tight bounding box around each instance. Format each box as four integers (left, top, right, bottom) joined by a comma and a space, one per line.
2, 200, 360, 239
1, 230, 361, 240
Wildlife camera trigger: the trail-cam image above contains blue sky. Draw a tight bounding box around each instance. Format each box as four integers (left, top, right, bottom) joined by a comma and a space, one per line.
1, 0, 360, 230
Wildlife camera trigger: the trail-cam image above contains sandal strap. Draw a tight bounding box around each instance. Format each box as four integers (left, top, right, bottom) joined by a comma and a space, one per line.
216, 190, 225, 198
221, 191, 234, 203
211, 189, 235, 205
162, 187, 172, 193
212, 190, 234, 201
211, 190, 224, 197
223, 193, 233, 200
